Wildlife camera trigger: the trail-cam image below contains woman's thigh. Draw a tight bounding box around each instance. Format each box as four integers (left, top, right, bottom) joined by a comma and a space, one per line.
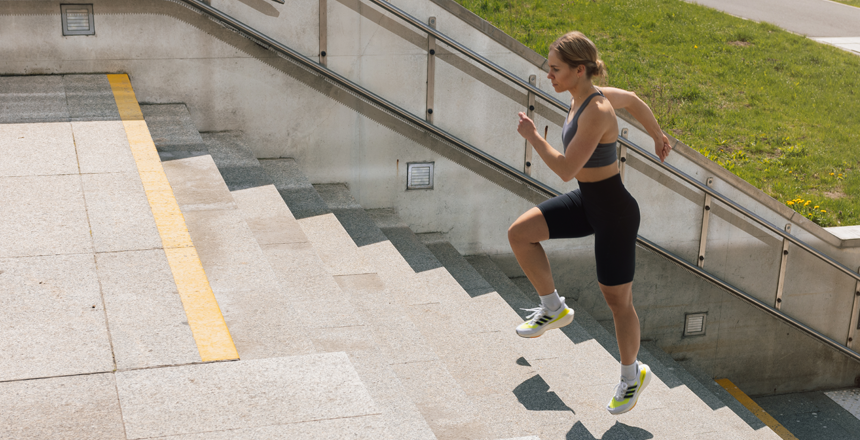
591, 202, 640, 286
535, 190, 593, 240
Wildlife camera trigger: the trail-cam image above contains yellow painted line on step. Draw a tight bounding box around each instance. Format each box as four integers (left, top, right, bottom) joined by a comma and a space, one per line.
107, 74, 239, 362
716, 378, 798, 440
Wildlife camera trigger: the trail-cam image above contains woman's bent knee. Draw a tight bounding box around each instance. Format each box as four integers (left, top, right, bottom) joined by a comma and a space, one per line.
509, 208, 549, 245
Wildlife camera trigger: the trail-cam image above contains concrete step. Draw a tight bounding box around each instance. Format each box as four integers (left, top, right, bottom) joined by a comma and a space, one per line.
142, 106, 317, 361
508, 273, 782, 439
258, 163, 502, 438
317, 187, 563, 439
411, 233, 782, 438
345, 208, 597, 438
188, 144, 436, 439
260, 158, 481, 439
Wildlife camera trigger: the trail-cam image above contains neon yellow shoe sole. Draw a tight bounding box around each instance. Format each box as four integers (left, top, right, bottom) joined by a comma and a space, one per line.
607, 363, 652, 415
515, 306, 574, 338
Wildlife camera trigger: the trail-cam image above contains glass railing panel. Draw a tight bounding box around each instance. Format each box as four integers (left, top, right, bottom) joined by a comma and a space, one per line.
432, 46, 536, 173
782, 247, 857, 343
326, 0, 430, 118
624, 155, 705, 264
208, 0, 320, 58
703, 200, 783, 304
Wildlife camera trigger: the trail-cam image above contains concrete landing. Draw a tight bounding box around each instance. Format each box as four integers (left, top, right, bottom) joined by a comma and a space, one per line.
0, 74, 382, 439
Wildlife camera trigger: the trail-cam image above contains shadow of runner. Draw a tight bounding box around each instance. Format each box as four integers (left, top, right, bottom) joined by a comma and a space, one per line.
567, 421, 653, 439
514, 374, 574, 412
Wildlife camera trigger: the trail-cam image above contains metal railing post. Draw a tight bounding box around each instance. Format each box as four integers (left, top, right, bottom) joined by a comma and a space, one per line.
524, 74, 536, 175
697, 177, 713, 268
618, 128, 629, 182
849, 266, 860, 346
425, 17, 436, 123
319, 0, 327, 66
774, 223, 792, 310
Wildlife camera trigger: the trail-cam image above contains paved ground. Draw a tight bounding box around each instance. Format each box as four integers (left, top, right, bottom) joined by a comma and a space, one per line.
754, 390, 860, 440
686, 0, 860, 54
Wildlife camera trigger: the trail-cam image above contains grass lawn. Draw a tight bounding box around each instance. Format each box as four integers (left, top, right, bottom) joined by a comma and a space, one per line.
832, 0, 860, 7
455, 0, 860, 227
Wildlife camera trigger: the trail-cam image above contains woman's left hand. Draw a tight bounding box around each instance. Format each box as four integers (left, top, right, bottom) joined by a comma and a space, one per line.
656, 133, 672, 163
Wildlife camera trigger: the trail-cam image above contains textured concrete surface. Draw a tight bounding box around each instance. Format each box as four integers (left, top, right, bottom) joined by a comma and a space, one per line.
826, 388, 860, 420
0, 75, 69, 123
141, 104, 208, 153
72, 120, 139, 174
0, 254, 114, 381
147, 416, 392, 440
161, 155, 316, 359
81, 172, 163, 253
160, 154, 237, 212
0, 174, 94, 258
755, 391, 860, 440
63, 74, 121, 121
813, 37, 860, 56
97, 249, 201, 370
231, 185, 308, 245
116, 353, 378, 439
0, 122, 79, 177
0, 373, 126, 440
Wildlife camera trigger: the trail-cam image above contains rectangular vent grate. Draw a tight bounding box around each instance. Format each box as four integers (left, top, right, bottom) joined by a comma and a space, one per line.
684, 312, 707, 337
61, 4, 95, 36
407, 163, 434, 190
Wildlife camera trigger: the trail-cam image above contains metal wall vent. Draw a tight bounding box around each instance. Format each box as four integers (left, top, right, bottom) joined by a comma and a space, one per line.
407, 162, 434, 190
684, 312, 707, 337
61, 4, 95, 36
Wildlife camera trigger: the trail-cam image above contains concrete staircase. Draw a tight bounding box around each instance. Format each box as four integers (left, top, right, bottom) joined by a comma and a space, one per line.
141, 102, 784, 439
0, 73, 785, 439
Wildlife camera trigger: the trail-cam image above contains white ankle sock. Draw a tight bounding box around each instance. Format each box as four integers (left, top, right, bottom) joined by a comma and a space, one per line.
540, 290, 562, 311
621, 362, 639, 384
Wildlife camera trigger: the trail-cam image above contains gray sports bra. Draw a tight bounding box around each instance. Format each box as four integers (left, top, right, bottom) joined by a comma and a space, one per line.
561, 90, 618, 168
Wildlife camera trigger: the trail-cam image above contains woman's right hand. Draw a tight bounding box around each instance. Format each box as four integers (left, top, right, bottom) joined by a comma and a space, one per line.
517, 112, 538, 141
656, 133, 672, 163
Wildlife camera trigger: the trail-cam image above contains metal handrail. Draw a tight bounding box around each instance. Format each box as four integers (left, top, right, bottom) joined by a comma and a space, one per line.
170, 0, 859, 358
173, 0, 558, 200
370, 0, 860, 284
620, 137, 860, 284
366, 0, 569, 113
637, 236, 860, 362
375, 0, 859, 283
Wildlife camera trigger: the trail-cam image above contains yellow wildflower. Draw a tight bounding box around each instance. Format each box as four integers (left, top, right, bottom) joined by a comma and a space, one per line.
821, 210, 827, 213
830, 173, 835, 176
804, 201, 810, 206
787, 201, 794, 205
814, 205, 819, 209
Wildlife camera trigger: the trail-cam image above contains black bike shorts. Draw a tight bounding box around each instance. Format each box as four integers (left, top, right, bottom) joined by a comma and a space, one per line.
537, 173, 640, 286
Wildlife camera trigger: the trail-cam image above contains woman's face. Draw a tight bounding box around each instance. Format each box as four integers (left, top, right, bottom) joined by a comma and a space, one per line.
547, 50, 583, 93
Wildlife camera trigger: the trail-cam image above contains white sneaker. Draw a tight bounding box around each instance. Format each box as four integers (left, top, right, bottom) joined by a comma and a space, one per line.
515, 298, 574, 338
607, 362, 652, 415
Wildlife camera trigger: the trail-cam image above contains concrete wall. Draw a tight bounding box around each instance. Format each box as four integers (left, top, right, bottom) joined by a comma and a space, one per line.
2, 0, 859, 393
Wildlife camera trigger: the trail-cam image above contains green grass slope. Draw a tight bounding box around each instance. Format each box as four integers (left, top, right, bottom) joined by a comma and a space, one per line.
833, 0, 860, 7
456, 0, 860, 227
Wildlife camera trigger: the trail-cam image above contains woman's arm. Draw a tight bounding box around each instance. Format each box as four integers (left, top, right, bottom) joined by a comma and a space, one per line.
517, 105, 609, 182
600, 87, 672, 162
